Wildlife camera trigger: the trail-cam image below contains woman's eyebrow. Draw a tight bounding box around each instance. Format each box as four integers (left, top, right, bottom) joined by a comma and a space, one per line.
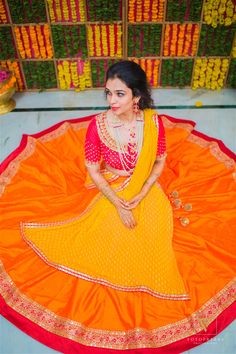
105, 88, 126, 93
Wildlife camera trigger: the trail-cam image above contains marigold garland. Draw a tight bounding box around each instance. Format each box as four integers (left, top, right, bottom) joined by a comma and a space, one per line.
0, 0, 7, 23
0, 61, 24, 91
47, 0, 86, 23
164, 24, 199, 57
88, 24, 122, 57
57, 60, 91, 91
128, 0, 165, 22
14, 25, 53, 59
132, 58, 160, 87
1, 1, 235, 91
203, 0, 236, 27
192, 58, 229, 90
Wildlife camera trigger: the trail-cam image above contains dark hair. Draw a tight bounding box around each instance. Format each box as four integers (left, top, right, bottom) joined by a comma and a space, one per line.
105, 61, 153, 109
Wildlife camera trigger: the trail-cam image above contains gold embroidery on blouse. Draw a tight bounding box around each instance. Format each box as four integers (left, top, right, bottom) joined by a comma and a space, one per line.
96, 112, 118, 151
0, 261, 235, 350
95, 111, 146, 153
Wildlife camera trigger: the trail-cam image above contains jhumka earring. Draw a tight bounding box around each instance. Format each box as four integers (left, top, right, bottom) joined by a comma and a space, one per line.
133, 101, 140, 114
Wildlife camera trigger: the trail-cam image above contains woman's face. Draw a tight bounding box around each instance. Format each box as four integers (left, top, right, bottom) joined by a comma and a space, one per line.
105, 77, 138, 119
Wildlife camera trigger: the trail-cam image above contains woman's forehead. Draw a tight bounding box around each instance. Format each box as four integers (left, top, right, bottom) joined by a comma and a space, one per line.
106, 78, 130, 91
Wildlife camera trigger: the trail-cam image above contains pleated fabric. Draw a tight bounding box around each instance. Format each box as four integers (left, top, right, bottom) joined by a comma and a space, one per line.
0, 113, 235, 353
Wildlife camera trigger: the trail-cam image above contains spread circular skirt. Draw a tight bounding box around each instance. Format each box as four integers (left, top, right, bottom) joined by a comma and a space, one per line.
0, 114, 235, 353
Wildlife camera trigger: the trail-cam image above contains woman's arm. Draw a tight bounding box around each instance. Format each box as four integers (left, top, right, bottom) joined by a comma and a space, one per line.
140, 156, 166, 197
86, 164, 137, 228
124, 156, 166, 209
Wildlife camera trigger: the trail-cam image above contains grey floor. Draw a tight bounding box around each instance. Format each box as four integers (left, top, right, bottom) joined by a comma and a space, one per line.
0, 88, 235, 354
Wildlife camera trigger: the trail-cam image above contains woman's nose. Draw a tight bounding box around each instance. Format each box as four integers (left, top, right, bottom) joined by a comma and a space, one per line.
110, 95, 117, 104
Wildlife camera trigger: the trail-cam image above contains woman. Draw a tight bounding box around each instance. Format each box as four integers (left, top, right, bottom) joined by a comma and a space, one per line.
0, 61, 235, 353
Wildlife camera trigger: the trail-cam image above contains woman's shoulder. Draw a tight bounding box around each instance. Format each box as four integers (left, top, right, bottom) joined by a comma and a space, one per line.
87, 111, 107, 132
143, 108, 159, 126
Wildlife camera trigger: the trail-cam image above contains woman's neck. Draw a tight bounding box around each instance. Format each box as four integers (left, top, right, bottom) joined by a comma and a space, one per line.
111, 109, 136, 124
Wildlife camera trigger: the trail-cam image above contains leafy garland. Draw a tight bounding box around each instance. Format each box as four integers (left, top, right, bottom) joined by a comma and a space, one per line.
128, 24, 162, 57
8, 0, 47, 23
0, 27, 17, 59
198, 24, 235, 56
227, 58, 236, 88
86, 0, 121, 21
91, 59, 118, 87
51, 25, 87, 58
161, 59, 193, 87
23, 61, 57, 89
166, 0, 203, 22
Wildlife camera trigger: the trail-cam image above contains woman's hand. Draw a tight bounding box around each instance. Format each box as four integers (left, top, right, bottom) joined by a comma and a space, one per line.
120, 193, 144, 210
116, 206, 136, 229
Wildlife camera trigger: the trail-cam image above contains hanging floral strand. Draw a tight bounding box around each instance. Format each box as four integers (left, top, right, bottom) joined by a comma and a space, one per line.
47, 0, 86, 23
203, 0, 236, 27
14, 25, 53, 59
0, 0, 8, 23
132, 58, 160, 87
57, 60, 92, 91
192, 58, 229, 90
164, 24, 200, 57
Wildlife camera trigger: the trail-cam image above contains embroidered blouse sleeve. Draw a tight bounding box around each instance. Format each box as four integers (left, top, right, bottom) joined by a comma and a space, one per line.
85, 118, 101, 167
153, 114, 167, 160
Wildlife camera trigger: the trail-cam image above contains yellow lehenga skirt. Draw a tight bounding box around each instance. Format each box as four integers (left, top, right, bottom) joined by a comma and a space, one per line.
0, 111, 235, 353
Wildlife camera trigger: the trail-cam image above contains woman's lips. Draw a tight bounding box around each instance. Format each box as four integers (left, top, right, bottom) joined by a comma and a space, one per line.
111, 107, 119, 111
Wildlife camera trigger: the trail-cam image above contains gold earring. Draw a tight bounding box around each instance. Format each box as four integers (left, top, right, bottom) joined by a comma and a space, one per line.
133, 101, 140, 114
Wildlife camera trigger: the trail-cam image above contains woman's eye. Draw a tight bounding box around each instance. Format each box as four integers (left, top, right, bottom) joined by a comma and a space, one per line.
117, 92, 124, 97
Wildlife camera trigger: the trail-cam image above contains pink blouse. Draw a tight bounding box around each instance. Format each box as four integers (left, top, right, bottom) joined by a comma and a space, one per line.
85, 112, 166, 172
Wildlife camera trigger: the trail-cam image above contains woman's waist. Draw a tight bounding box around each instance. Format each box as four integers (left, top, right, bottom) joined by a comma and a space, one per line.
105, 163, 132, 176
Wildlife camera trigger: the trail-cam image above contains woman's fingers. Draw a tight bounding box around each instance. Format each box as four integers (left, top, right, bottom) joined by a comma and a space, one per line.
118, 208, 136, 229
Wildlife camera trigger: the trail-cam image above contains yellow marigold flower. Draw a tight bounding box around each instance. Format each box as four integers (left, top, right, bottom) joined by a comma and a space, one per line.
195, 101, 203, 107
